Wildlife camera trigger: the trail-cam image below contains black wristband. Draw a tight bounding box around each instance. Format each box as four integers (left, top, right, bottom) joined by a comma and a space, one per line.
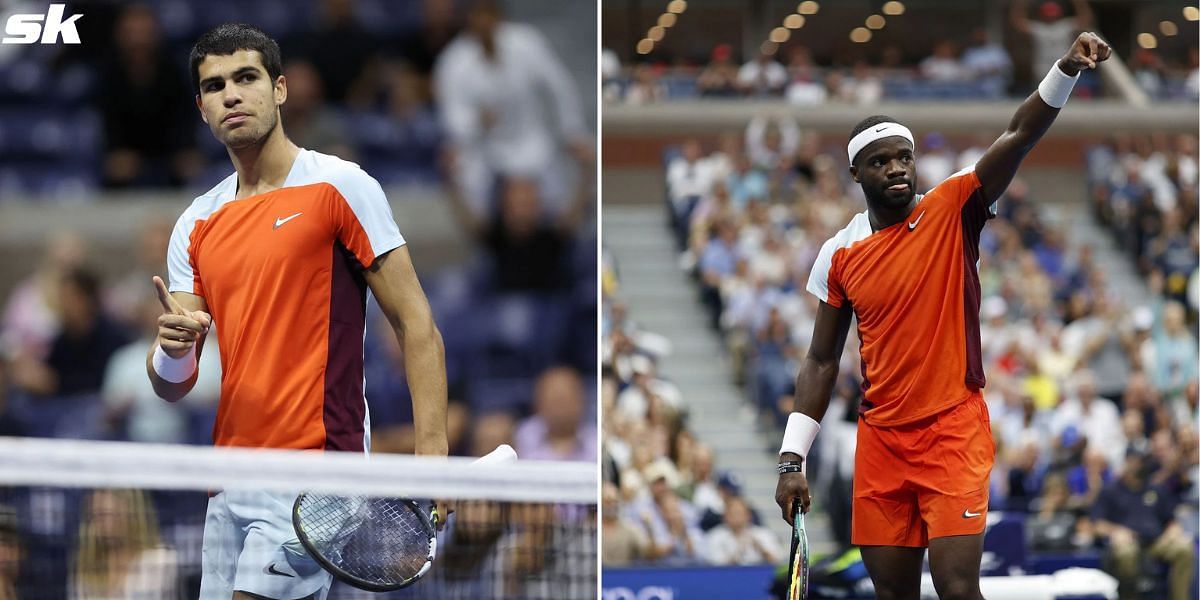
777, 458, 804, 474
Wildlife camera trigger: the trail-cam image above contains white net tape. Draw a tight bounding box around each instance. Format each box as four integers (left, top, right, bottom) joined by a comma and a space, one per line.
0, 437, 596, 503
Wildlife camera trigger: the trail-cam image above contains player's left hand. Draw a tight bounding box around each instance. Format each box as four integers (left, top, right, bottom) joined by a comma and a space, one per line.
1060, 32, 1111, 75
432, 500, 455, 530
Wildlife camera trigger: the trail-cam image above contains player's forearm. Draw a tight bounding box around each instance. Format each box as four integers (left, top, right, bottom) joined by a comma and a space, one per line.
145, 342, 197, 402
398, 322, 449, 456
789, 355, 839, 423
1000, 83, 1064, 157
779, 355, 839, 463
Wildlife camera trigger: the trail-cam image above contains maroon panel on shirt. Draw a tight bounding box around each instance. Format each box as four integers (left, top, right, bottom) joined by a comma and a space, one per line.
324, 243, 369, 451
960, 188, 993, 389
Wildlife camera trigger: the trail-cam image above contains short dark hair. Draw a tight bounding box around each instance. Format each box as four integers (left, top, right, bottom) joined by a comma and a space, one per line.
189, 23, 282, 93
848, 115, 900, 166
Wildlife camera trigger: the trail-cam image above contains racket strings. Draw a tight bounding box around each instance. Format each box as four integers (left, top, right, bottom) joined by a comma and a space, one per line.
297, 495, 433, 585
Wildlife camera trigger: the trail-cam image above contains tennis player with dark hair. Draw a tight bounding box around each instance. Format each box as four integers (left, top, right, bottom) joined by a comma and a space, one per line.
775, 33, 1110, 600
146, 23, 448, 600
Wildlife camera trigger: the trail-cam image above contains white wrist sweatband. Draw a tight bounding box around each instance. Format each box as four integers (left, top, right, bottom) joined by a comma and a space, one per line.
1037, 61, 1080, 109
153, 345, 197, 383
779, 412, 821, 457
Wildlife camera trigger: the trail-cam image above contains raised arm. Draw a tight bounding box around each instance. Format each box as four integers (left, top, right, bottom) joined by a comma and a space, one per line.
974, 32, 1110, 204
146, 276, 211, 402
1009, 0, 1031, 34
364, 247, 448, 457
1070, 0, 1094, 29
774, 300, 854, 522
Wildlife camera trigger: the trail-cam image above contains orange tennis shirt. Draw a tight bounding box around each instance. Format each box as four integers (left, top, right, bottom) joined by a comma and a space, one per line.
166, 149, 406, 451
807, 167, 994, 426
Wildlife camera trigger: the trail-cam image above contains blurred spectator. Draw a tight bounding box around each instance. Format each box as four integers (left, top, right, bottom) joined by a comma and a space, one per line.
1091, 452, 1194, 600
1186, 47, 1199, 99
1, 232, 86, 361
279, 60, 355, 159
724, 154, 768, 210
392, 0, 459, 95
0, 504, 16, 600
286, 0, 378, 107
703, 496, 782, 565
435, 0, 590, 214
745, 116, 800, 173
685, 443, 723, 519
514, 366, 595, 462
917, 133, 955, 192
445, 164, 591, 292
836, 61, 883, 106
103, 218, 172, 331
961, 27, 1013, 96
601, 48, 622, 102
601, 482, 649, 566
97, 4, 199, 188
1060, 293, 1130, 401
666, 139, 715, 249
1010, 0, 1092, 86
1151, 301, 1198, 397
626, 460, 704, 564
784, 46, 827, 105
624, 64, 666, 105
1051, 370, 1125, 469
70, 489, 177, 599
697, 44, 740, 97
101, 293, 220, 444
1027, 473, 1081, 551
1131, 49, 1167, 99
919, 40, 967, 82
737, 51, 787, 97
10, 268, 130, 397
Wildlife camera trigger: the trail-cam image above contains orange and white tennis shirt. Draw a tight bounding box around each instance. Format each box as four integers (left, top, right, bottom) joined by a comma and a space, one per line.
807, 167, 996, 427
167, 149, 405, 452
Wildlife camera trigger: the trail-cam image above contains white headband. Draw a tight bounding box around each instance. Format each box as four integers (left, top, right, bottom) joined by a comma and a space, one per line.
847, 122, 915, 164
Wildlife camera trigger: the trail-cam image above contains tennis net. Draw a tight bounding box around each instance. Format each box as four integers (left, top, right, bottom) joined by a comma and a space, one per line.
0, 437, 597, 599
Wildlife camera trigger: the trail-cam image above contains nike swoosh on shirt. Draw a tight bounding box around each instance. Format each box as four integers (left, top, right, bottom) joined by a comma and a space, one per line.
273, 212, 303, 229
265, 562, 295, 577
907, 211, 925, 231
962, 510, 982, 518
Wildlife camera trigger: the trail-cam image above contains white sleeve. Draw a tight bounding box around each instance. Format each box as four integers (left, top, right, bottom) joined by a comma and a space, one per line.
326, 166, 406, 266
524, 27, 587, 139
167, 211, 200, 295
433, 45, 481, 146
805, 237, 837, 305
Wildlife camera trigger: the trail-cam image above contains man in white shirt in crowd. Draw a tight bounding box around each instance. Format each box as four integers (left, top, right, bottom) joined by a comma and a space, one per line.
1051, 369, 1126, 468
666, 139, 716, 248
704, 496, 783, 565
738, 51, 788, 97
1011, 0, 1092, 87
434, 0, 592, 213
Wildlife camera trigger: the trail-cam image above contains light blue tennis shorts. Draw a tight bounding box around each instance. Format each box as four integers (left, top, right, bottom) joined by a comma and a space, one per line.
200, 490, 334, 600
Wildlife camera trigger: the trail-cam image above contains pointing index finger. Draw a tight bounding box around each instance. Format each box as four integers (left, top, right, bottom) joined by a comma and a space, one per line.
153, 276, 185, 316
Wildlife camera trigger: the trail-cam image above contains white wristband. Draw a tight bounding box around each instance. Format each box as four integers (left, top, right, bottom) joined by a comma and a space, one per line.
152, 345, 197, 383
779, 412, 821, 457
1037, 61, 1080, 109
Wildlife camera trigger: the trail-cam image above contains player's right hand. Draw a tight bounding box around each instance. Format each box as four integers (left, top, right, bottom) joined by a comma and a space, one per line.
775, 454, 811, 524
153, 276, 211, 359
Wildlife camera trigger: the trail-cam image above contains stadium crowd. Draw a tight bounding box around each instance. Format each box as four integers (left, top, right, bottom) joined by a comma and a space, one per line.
602, 1, 1197, 105
0, 1, 596, 597
601, 116, 1198, 598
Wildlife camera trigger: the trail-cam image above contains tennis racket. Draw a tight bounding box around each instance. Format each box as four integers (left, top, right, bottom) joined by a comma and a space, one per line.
786, 500, 809, 600
292, 445, 518, 591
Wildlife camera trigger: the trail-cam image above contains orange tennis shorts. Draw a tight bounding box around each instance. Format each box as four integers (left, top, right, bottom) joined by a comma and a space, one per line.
851, 392, 994, 548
